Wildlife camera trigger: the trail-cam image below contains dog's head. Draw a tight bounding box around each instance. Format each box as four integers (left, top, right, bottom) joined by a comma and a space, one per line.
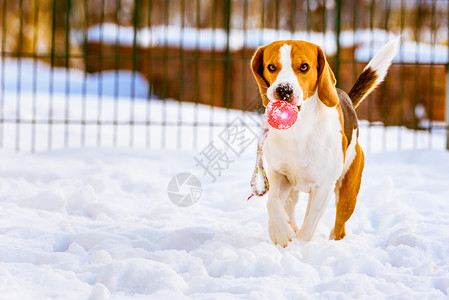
251, 40, 338, 108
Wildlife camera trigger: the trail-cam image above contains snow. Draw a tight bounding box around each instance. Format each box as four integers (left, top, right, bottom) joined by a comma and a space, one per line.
0, 138, 449, 298
83, 23, 338, 54
0, 56, 448, 299
0, 59, 149, 99
83, 24, 449, 63
355, 39, 449, 64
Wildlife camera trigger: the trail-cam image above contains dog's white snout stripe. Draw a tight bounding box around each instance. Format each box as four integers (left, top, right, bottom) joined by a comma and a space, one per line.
267, 44, 303, 104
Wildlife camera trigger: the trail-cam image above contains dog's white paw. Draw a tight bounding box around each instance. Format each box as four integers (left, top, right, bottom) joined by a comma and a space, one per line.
268, 218, 295, 248
296, 227, 314, 242
289, 219, 299, 234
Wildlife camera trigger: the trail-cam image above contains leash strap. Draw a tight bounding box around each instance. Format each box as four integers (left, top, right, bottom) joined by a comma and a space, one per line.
247, 119, 270, 200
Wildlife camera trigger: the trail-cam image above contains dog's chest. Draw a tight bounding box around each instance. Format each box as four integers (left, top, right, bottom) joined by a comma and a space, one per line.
264, 102, 344, 192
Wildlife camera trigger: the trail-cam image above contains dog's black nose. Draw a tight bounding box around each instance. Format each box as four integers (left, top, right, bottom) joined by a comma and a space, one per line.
275, 83, 294, 101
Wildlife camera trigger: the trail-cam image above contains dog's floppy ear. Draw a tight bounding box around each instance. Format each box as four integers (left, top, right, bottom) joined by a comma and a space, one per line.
251, 45, 269, 107
317, 46, 339, 107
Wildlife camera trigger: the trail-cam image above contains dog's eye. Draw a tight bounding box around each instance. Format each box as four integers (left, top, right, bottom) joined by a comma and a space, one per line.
267, 64, 276, 72
299, 63, 309, 72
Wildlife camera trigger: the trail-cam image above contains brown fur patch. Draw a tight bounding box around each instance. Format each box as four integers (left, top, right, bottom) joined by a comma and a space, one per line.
251, 45, 270, 106
348, 67, 378, 108
332, 142, 365, 240
316, 46, 339, 107
337, 89, 359, 149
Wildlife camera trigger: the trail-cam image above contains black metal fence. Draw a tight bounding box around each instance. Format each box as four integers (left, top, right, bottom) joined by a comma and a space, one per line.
0, 0, 448, 152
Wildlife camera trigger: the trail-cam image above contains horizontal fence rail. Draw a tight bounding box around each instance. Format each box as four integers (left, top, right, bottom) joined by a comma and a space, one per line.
0, 0, 447, 152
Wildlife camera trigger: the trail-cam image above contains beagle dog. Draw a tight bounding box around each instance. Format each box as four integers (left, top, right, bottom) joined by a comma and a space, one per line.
251, 39, 399, 247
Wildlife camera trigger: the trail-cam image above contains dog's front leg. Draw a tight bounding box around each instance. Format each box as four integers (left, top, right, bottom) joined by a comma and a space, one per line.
297, 185, 334, 241
267, 169, 295, 247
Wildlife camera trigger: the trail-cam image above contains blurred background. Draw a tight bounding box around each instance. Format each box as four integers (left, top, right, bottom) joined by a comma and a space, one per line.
0, 0, 447, 152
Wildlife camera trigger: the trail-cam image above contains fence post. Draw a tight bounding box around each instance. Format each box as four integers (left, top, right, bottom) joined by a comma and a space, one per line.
224, 0, 232, 109
446, 64, 449, 150
334, 0, 342, 87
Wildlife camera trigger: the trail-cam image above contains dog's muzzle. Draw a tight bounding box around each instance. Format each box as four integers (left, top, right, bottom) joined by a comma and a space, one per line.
275, 83, 294, 102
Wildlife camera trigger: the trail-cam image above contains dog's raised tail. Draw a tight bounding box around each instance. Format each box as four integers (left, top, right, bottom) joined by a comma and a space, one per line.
348, 37, 400, 109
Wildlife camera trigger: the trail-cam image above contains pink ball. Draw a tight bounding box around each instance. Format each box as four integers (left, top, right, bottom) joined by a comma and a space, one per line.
266, 101, 299, 130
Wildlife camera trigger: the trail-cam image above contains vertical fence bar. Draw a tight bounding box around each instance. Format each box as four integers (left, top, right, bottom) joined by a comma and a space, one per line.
241, 0, 248, 110
113, 0, 121, 147
64, 0, 72, 148
398, 0, 405, 150
130, 0, 140, 147
366, 0, 375, 153
81, 0, 89, 147
224, 0, 232, 110
193, 0, 200, 149
447, 0, 449, 150
49, 0, 57, 150
177, 0, 185, 149
146, 0, 153, 149
322, 0, 326, 55
223, 0, 231, 147
0, 0, 7, 149
97, 0, 105, 147
31, 0, 40, 152
306, 0, 310, 40
381, 0, 391, 151
334, 0, 342, 86
322, 1, 328, 52
446, 64, 449, 150
275, 0, 279, 38
428, 0, 436, 148
15, 0, 24, 152
352, 0, 358, 86
413, 0, 422, 148
161, 0, 169, 149
208, 0, 217, 143
290, 0, 295, 36
260, 0, 265, 47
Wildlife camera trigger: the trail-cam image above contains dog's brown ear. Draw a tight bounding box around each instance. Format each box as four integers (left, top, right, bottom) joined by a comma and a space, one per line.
251, 46, 269, 107
317, 46, 339, 107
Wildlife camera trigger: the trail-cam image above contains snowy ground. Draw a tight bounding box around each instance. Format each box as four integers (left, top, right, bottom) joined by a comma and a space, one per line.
0, 58, 449, 299
1, 141, 449, 299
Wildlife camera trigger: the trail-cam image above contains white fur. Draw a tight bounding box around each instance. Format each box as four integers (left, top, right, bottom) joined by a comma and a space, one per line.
365, 37, 400, 81
333, 129, 358, 208
358, 37, 400, 103
264, 92, 344, 245
267, 44, 303, 106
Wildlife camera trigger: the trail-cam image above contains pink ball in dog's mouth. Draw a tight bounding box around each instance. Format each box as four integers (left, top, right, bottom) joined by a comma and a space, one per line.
266, 101, 299, 130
